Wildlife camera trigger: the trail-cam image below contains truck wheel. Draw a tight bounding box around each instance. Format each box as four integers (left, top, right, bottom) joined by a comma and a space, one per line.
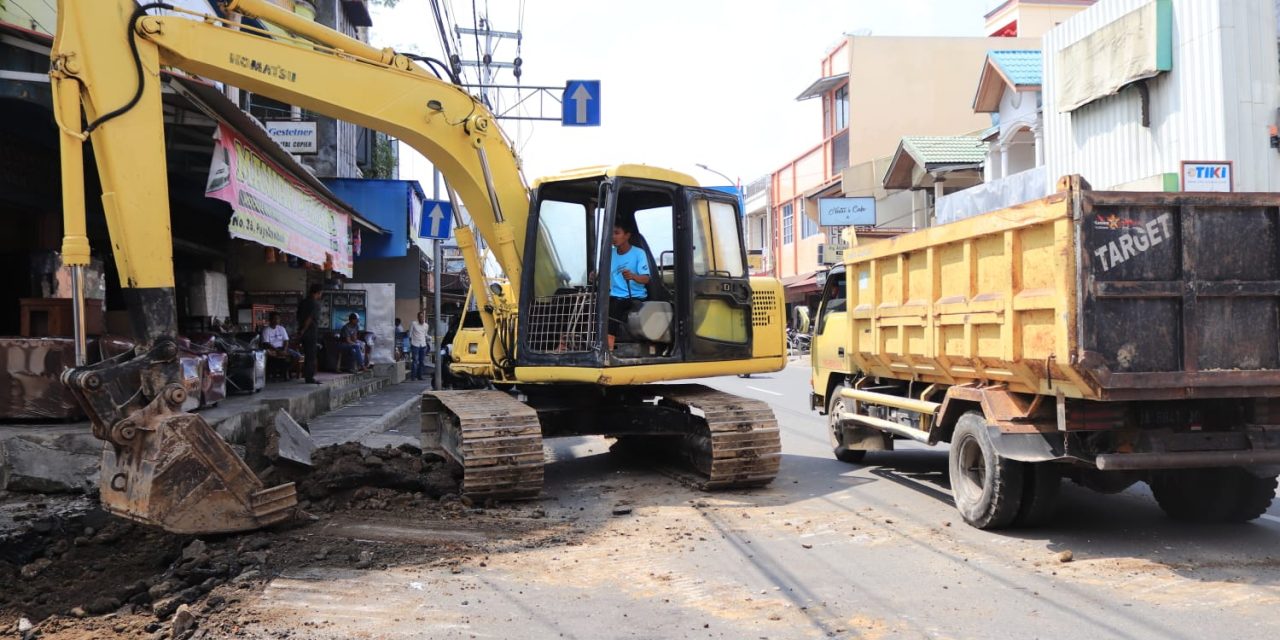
827, 385, 867, 464
1014, 462, 1061, 527
1225, 472, 1278, 522
948, 411, 1024, 529
1149, 468, 1239, 522
1153, 468, 1279, 523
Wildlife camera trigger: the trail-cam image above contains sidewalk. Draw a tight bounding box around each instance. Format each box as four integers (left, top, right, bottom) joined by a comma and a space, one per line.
307, 378, 431, 448
0, 363, 425, 493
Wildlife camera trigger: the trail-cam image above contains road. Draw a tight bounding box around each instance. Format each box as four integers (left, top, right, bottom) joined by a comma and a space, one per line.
246, 360, 1280, 639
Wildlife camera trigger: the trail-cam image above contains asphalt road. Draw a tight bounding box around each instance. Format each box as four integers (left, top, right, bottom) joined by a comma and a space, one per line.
248, 360, 1280, 639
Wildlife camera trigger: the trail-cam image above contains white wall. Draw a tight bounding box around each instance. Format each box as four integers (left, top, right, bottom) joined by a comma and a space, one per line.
1043, 0, 1280, 191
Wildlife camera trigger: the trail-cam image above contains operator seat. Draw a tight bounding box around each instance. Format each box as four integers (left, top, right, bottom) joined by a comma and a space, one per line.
625, 231, 674, 344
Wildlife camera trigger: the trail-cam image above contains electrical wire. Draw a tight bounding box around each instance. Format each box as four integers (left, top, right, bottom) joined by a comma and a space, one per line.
81, 2, 176, 136
441, 0, 472, 85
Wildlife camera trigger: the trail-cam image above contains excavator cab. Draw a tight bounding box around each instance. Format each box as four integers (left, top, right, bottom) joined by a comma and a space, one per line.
519, 168, 754, 369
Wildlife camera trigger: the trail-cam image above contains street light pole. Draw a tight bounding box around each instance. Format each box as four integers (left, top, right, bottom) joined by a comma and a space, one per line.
695, 163, 735, 187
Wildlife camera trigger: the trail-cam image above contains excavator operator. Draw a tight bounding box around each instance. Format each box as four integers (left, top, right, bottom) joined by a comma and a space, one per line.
607, 223, 651, 351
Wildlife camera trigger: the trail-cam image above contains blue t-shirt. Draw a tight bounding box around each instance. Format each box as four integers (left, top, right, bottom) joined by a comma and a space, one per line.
610, 245, 650, 299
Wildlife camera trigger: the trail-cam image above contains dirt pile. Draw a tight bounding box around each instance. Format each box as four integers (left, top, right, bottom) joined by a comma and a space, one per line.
0, 442, 468, 640
293, 442, 457, 502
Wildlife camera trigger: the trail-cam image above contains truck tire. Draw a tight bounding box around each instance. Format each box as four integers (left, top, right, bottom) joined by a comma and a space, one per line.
1225, 472, 1278, 522
948, 411, 1024, 529
1014, 462, 1061, 527
1149, 468, 1276, 522
827, 385, 867, 464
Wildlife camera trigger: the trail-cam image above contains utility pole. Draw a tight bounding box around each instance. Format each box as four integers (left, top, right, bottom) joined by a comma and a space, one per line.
456, 22, 522, 112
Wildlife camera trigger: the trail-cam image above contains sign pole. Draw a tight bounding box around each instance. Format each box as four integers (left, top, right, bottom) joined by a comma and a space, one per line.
432, 168, 444, 391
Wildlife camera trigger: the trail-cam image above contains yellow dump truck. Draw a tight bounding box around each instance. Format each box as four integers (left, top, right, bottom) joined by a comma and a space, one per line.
809, 176, 1280, 528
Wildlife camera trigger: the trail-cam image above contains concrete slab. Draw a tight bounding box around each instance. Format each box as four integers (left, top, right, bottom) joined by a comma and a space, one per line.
307, 379, 433, 447
268, 409, 316, 467
0, 433, 100, 493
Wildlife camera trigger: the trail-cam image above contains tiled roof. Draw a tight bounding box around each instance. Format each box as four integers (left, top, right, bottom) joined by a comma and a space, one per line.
901, 136, 988, 166
988, 50, 1042, 86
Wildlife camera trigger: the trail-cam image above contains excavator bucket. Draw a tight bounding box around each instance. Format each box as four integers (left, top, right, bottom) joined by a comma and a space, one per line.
96, 385, 297, 535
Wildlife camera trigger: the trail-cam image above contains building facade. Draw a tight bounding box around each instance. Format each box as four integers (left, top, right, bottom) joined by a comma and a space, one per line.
767, 0, 1098, 307
771, 33, 1037, 300
1043, 0, 1280, 192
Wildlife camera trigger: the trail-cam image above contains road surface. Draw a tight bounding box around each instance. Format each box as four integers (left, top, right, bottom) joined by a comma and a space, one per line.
243, 359, 1280, 639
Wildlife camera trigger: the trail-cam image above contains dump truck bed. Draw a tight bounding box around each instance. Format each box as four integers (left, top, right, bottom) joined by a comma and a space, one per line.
843, 179, 1280, 401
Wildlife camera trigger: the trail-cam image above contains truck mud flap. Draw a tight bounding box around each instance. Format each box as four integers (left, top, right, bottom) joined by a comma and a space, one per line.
986, 427, 1065, 463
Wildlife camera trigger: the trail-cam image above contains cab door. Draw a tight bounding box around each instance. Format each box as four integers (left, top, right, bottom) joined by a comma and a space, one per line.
682, 188, 752, 360
810, 266, 853, 395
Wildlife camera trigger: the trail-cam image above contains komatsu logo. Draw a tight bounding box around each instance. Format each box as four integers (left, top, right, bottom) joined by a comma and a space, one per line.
1092, 213, 1173, 272
229, 53, 297, 82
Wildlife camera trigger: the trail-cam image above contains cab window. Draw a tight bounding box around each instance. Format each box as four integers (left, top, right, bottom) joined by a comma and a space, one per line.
816, 270, 846, 334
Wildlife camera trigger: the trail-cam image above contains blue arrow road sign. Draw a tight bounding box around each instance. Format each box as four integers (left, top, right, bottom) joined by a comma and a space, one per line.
562, 80, 600, 126
417, 199, 453, 240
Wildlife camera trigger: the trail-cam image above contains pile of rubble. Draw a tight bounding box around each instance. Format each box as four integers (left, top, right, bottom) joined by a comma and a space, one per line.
0, 442, 463, 640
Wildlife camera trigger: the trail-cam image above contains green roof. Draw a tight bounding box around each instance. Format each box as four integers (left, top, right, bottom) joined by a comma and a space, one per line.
989, 50, 1042, 87
901, 136, 988, 167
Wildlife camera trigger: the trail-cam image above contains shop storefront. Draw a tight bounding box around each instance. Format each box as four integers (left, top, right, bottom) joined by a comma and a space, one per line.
0, 24, 386, 421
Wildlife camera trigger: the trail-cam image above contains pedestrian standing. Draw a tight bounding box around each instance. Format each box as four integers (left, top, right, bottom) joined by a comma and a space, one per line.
298, 284, 323, 384
409, 310, 430, 381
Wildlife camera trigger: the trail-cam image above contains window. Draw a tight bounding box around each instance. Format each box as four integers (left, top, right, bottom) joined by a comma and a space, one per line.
633, 204, 674, 271
531, 199, 590, 297
816, 270, 847, 334
782, 203, 794, 245
834, 84, 849, 131
691, 199, 745, 277
798, 213, 819, 239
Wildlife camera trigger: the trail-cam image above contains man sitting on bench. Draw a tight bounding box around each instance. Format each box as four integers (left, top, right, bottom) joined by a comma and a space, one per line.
340, 313, 370, 372
261, 312, 301, 371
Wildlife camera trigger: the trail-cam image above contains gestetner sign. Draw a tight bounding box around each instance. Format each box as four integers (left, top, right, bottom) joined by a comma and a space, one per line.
265, 121, 317, 154
818, 197, 876, 226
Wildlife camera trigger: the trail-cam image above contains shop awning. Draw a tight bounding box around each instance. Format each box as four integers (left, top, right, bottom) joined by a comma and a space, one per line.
795, 73, 848, 101
170, 76, 385, 235
322, 179, 427, 260
782, 272, 821, 303
172, 77, 392, 277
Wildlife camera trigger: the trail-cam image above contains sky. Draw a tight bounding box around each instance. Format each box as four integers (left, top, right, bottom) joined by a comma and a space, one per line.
372, 0, 997, 190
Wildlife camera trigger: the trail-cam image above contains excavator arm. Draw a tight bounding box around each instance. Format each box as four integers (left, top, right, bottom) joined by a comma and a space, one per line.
51, 0, 537, 533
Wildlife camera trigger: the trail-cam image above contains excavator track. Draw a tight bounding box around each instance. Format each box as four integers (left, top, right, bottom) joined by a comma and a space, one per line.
421, 390, 544, 500
654, 384, 782, 490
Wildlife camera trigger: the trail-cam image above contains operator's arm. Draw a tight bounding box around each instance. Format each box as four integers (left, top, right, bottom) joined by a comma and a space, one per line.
627, 253, 651, 285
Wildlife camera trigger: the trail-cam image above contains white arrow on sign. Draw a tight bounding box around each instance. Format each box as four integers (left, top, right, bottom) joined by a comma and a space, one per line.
570, 83, 593, 124
428, 204, 445, 236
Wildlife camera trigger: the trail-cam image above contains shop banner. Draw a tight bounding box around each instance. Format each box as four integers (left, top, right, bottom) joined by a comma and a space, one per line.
206, 123, 352, 276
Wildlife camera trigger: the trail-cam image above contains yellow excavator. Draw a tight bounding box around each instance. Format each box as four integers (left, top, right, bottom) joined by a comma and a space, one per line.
52, 0, 787, 534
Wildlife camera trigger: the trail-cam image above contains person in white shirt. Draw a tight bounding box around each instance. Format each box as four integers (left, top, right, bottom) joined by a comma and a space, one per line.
261, 312, 301, 362
409, 311, 431, 381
